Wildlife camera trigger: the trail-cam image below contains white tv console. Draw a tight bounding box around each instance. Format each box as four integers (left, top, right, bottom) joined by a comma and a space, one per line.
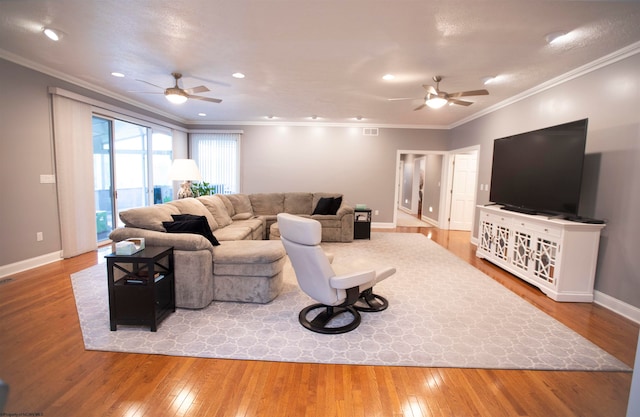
476, 205, 605, 302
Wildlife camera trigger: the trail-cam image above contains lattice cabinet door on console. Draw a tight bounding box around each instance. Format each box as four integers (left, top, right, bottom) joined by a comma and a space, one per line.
476, 205, 604, 302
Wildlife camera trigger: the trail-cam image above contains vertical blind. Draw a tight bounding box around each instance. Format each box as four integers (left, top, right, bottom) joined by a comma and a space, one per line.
51, 95, 98, 257
191, 132, 241, 194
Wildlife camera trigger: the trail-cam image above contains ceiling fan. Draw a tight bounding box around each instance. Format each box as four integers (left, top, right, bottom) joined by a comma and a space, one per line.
390, 76, 488, 110
134, 72, 222, 104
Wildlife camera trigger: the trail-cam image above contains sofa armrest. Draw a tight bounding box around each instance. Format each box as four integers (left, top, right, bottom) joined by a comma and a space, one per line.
109, 227, 214, 252
336, 204, 354, 217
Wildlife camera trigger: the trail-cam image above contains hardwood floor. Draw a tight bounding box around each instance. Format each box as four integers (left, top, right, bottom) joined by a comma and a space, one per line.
0, 227, 637, 417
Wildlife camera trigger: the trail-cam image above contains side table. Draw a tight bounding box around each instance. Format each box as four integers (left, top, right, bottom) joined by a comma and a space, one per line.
105, 246, 175, 332
354, 208, 372, 239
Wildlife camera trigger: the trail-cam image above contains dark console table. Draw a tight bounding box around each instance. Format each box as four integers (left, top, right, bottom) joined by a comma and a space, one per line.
105, 246, 175, 331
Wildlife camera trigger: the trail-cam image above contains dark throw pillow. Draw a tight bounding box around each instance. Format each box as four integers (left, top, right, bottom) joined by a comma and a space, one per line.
163, 215, 220, 246
312, 197, 334, 215
329, 196, 342, 215
312, 196, 342, 215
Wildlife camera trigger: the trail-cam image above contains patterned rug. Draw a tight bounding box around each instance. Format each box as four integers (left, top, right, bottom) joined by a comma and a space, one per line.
71, 233, 630, 371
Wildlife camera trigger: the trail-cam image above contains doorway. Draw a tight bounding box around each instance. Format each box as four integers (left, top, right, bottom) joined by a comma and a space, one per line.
395, 151, 445, 227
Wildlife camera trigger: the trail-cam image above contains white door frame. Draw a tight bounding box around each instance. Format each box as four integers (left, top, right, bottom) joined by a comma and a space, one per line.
394, 150, 447, 228
442, 145, 480, 231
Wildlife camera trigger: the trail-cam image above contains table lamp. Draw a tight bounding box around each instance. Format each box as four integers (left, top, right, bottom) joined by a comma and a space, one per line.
168, 159, 202, 199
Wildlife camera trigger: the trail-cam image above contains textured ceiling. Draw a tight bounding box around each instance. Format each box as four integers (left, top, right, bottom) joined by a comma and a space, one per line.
1, 0, 640, 127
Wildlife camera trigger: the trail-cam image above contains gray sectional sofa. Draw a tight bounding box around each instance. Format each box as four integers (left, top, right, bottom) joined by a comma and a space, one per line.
109, 192, 354, 309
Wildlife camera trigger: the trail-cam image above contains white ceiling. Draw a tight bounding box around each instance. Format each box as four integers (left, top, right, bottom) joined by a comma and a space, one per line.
1, 0, 640, 128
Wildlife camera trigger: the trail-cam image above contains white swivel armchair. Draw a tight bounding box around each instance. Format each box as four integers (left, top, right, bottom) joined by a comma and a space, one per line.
277, 213, 395, 334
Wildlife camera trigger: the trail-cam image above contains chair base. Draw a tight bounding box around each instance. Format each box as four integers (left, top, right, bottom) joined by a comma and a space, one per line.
354, 288, 389, 312
299, 303, 361, 334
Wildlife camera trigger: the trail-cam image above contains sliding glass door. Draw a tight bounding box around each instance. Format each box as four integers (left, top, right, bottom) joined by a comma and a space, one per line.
92, 117, 113, 242
92, 116, 173, 243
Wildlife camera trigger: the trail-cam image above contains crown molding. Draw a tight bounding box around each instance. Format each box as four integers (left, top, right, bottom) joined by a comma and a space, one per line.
0, 48, 187, 125
451, 40, 640, 129
3, 40, 639, 132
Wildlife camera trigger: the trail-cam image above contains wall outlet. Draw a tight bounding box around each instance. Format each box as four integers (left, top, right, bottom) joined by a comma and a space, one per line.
36, 232, 43, 241
374, 210, 379, 215
40, 174, 56, 184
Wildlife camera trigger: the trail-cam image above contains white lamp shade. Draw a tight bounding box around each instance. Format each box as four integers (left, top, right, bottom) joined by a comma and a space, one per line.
168, 159, 202, 181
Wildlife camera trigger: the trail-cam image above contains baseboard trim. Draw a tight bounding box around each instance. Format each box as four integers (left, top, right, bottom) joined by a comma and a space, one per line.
0, 251, 62, 279
594, 290, 640, 325
372, 222, 395, 229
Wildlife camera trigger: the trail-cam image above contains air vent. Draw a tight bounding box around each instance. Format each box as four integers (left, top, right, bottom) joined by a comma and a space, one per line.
362, 128, 379, 136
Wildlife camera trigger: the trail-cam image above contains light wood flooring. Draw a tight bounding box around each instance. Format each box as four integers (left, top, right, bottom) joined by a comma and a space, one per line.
0, 226, 637, 417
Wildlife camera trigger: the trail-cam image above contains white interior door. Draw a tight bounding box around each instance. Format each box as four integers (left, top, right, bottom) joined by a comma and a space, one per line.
449, 152, 478, 231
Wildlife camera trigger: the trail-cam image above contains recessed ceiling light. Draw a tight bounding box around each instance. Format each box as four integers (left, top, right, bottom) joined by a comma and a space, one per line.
481, 76, 495, 85
198, 112, 207, 117
382, 74, 395, 81
232, 72, 245, 79
310, 115, 320, 120
111, 72, 125, 78
43, 27, 62, 41
545, 31, 567, 44
266, 115, 277, 119
354, 116, 365, 121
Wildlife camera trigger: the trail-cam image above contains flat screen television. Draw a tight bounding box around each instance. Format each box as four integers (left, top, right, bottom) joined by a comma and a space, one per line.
489, 118, 588, 217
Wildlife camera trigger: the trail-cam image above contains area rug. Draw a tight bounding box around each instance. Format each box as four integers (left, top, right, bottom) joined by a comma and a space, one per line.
71, 233, 630, 371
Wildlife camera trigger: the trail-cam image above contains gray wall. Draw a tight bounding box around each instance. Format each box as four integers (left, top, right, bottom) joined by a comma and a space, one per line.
0, 59, 60, 265
423, 154, 443, 222
197, 125, 449, 223
449, 52, 640, 308
0, 58, 182, 266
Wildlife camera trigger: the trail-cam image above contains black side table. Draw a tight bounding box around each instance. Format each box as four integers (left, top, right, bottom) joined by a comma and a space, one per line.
105, 246, 175, 332
354, 209, 372, 239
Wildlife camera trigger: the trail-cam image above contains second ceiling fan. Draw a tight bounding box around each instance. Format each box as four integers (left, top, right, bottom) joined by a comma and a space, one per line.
391, 76, 489, 110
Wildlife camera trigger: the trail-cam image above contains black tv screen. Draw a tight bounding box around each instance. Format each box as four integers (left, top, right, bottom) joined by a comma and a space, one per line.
489, 118, 588, 216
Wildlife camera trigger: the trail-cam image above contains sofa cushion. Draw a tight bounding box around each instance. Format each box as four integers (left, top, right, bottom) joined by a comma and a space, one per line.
214, 224, 254, 241
119, 204, 181, 232
226, 194, 254, 219
163, 216, 220, 246
217, 194, 236, 217
250, 193, 285, 215
167, 198, 219, 231
197, 195, 233, 228
284, 192, 313, 215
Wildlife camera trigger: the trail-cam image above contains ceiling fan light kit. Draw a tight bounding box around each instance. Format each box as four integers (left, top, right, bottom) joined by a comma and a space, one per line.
397, 75, 489, 111
165, 90, 188, 104
136, 72, 222, 105
425, 95, 448, 109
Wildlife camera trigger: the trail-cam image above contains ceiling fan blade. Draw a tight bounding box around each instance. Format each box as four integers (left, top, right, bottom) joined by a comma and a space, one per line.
135, 79, 165, 90
448, 89, 489, 98
422, 85, 438, 95
448, 98, 473, 106
388, 97, 422, 101
413, 103, 426, 111
128, 90, 164, 94
184, 85, 210, 95
188, 95, 222, 103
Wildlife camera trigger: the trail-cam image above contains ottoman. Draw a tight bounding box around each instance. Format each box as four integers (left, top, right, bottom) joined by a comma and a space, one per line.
269, 223, 281, 240
212, 240, 286, 303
